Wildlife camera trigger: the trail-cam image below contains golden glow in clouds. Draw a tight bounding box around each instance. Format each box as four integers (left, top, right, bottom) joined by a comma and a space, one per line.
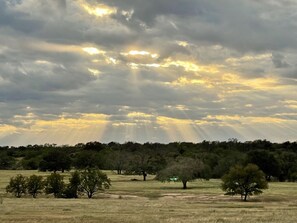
82, 47, 105, 55
121, 50, 159, 58
81, 3, 117, 17
7, 113, 110, 145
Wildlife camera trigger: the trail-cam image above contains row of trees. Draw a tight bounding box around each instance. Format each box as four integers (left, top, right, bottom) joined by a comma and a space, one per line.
6, 169, 111, 199
1, 140, 297, 182
6, 163, 268, 201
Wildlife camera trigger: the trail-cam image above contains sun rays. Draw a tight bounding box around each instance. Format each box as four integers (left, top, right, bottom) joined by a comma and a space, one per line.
57, 41, 296, 144
1, 1, 296, 145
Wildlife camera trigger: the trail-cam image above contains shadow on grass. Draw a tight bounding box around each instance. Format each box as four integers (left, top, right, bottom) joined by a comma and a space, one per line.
158, 186, 214, 190
143, 193, 163, 200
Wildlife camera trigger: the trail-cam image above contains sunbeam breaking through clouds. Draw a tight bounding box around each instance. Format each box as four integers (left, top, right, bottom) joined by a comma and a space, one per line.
0, 0, 296, 145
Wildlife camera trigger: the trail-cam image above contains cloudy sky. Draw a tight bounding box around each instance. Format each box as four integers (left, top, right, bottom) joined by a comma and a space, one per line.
0, 0, 296, 146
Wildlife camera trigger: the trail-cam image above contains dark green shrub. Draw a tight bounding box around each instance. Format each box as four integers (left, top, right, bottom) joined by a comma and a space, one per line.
45, 173, 65, 198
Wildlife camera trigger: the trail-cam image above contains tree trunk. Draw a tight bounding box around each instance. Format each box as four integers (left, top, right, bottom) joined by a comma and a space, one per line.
182, 181, 187, 189
243, 192, 248, 201
143, 172, 147, 181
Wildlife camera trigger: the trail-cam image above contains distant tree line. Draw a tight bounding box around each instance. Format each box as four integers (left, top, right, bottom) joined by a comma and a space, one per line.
1, 140, 297, 182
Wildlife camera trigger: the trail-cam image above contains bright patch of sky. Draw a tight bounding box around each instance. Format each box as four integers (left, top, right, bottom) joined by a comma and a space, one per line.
0, 0, 296, 145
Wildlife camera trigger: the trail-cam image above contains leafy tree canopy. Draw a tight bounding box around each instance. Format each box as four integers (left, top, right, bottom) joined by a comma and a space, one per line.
80, 169, 111, 198
6, 174, 27, 198
45, 173, 65, 198
156, 157, 206, 189
222, 164, 268, 201
27, 175, 44, 198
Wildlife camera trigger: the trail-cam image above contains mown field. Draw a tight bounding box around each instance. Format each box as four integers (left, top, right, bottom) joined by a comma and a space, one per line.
0, 170, 297, 223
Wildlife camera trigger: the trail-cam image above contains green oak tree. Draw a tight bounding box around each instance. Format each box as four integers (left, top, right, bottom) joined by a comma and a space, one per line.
27, 175, 44, 198
62, 171, 81, 198
222, 164, 268, 201
6, 174, 27, 198
156, 157, 206, 189
45, 173, 65, 198
80, 169, 111, 198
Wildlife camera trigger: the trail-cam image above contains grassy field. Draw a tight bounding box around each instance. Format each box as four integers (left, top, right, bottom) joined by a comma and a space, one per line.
0, 170, 297, 223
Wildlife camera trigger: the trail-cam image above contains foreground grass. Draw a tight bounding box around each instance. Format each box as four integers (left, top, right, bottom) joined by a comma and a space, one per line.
0, 170, 297, 223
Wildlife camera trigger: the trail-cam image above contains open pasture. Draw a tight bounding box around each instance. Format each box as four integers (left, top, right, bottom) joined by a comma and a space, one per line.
0, 170, 297, 223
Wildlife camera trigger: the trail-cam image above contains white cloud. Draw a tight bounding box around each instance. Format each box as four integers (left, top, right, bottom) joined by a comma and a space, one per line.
0, 0, 296, 145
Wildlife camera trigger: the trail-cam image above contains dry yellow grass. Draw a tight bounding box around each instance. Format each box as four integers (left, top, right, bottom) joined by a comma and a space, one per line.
1, 170, 297, 222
